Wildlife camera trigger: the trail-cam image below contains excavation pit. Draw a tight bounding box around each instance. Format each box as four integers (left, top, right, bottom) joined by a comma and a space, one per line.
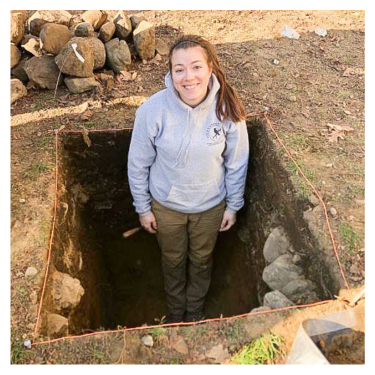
42, 119, 342, 337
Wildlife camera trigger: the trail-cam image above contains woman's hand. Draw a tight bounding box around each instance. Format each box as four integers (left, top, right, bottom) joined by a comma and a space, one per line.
219, 211, 236, 232
139, 212, 158, 234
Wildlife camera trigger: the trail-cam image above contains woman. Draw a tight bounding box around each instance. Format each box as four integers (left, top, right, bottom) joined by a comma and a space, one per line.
128, 35, 249, 323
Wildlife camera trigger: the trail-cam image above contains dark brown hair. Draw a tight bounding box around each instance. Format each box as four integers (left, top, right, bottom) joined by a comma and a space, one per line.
168, 35, 246, 123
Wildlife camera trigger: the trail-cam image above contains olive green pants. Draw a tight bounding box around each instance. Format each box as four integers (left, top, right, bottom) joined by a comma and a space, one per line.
151, 198, 226, 316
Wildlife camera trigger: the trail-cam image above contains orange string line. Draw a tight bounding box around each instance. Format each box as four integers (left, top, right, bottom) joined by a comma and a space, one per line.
31, 299, 332, 347
32, 112, 349, 343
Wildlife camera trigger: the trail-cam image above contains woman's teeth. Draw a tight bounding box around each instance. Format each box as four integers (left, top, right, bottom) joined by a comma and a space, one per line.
184, 84, 198, 90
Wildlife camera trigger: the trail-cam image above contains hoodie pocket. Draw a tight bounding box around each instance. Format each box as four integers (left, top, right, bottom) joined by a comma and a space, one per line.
165, 179, 220, 208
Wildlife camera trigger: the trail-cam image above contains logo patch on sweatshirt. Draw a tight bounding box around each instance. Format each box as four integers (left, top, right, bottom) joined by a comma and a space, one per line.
206, 123, 224, 145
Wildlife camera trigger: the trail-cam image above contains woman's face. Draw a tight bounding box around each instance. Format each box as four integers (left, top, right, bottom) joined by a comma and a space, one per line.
171, 46, 213, 107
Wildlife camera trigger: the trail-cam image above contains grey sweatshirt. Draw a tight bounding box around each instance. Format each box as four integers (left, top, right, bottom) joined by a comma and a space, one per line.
127, 71, 249, 216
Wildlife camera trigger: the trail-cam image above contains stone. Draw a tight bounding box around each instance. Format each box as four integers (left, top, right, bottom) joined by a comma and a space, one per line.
263, 226, 290, 263
155, 38, 169, 56
11, 44, 21, 68
21, 35, 42, 57
11, 57, 30, 82
28, 10, 72, 36
292, 254, 303, 265
40, 23, 71, 55
141, 335, 153, 347
74, 22, 94, 37
130, 13, 146, 30
308, 194, 320, 206
98, 21, 116, 43
11, 12, 25, 45
50, 271, 84, 312
262, 254, 303, 291
172, 336, 189, 355
330, 207, 338, 217
105, 38, 131, 73
87, 37, 106, 70
113, 11, 132, 40
81, 10, 108, 31
25, 56, 63, 89
133, 21, 155, 61
280, 279, 316, 302
263, 291, 294, 309
64, 77, 100, 94
289, 95, 297, 102
24, 266, 37, 278
55, 37, 94, 78
46, 313, 68, 338
205, 344, 230, 363
95, 71, 114, 91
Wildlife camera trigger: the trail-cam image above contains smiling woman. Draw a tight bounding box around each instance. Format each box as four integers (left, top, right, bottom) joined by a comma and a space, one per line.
127, 35, 249, 324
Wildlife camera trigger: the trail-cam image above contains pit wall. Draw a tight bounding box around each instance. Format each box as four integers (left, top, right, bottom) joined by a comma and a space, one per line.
39, 121, 344, 338
244, 119, 344, 308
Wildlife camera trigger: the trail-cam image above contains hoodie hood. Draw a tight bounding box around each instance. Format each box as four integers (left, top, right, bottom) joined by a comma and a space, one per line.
164, 71, 221, 111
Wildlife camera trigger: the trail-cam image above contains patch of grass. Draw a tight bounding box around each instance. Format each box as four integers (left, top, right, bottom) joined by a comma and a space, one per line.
11, 341, 29, 364
169, 358, 183, 364
78, 121, 96, 128
288, 161, 316, 199
90, 350, 109, 364
337, 90, 352, 98
23, 163, 50, 180
148, 326, 166, 339
180, 325, 207, 339
285, 133, 309, 151
16, 285, 28, 299
231, 332, 285, 365
339, 221, 360, 254
226, 319, 243, 344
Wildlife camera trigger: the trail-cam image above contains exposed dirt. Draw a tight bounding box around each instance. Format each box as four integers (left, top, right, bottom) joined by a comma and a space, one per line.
11, 10, 365, 364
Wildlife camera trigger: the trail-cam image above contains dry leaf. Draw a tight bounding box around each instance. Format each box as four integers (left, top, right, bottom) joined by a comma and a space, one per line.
120, 70, 132, 81
327, 130, 346, 143
131, 72, 138, 80
80, 109, 93, 121
82, 128, 92, 147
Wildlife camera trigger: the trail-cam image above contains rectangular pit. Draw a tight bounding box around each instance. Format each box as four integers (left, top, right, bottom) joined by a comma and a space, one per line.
41, 119, 343, 337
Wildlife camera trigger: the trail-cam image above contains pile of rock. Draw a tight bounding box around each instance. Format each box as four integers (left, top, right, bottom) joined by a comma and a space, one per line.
11, 10, 169, 104
45, 270, 85, 338
251, 226, 319, 313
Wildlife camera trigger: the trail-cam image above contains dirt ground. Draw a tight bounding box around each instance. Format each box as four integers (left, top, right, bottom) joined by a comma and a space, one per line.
10, 10, 365, 364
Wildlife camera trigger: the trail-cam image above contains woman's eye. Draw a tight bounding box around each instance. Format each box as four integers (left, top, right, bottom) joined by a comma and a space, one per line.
194, 66, 202, 70
175, 69, 183, 73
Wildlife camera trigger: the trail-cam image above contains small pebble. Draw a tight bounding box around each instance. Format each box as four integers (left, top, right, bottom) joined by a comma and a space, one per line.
289, 95, 297, 102
19, 198, 26, 203
330, 207, 338, 217
25, 267, 38, 278
272, 59, 280, 65
141, 335, 154, 347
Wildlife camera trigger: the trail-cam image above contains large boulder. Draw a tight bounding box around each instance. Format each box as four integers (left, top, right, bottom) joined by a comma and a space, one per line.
28, 10, 72, 36
11, 57, 30, 82
155, 38, 170, 56
55, 37, 94, 78
10, 12, 25, 45
11, 44, 21, 68
46, 313, 68, 338
133, 21, 155, 61
64, 77, 100, 94
11, 78, 27, 104
40, 23, 71, 55
98, 21, 116, 43
50, 271, 84, 312
262, 254, 304, 291
105, 38, 131, 73
281, 279, 318, 304
113, 11, 132, 40
263, 226, 291, 263
81, 10, 107, 31
21, 35, 42, 57
87, 37, 106, 70
25, 56, 63, 89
